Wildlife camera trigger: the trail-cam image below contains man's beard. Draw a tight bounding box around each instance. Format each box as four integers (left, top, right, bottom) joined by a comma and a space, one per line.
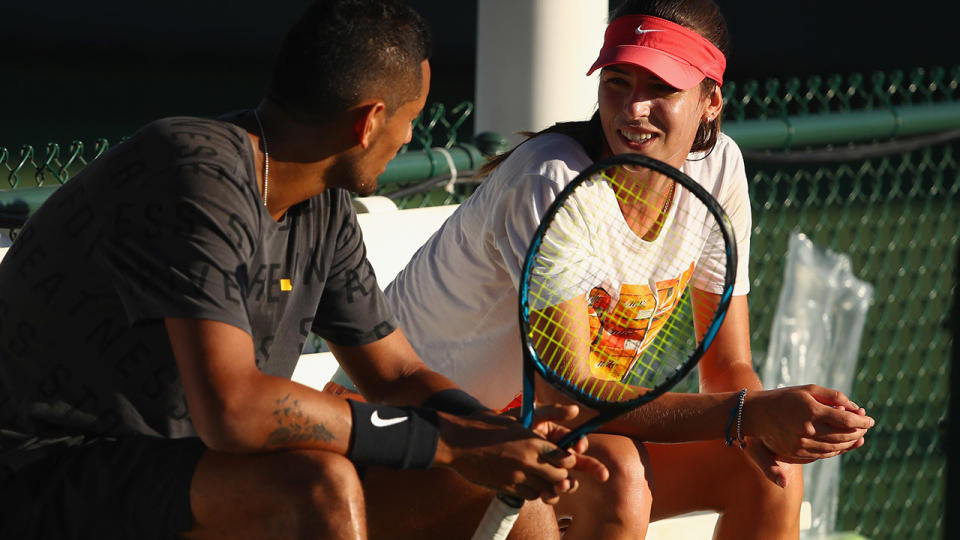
355, 178, 378, 197
330, 157, 378, 196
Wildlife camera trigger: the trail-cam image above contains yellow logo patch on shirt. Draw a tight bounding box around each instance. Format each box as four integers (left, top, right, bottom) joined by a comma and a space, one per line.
280, 278, 293, 291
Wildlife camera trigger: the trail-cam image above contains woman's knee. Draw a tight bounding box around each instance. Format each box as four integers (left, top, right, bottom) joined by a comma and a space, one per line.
726, 454, 803, 515
556, 434, 651, 537
584, 434, 652, 511
589, 434, 650, 484
775, 462, 804, 509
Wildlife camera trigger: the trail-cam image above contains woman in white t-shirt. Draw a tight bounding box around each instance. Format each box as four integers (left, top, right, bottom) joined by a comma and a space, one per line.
359, 1, 876, 538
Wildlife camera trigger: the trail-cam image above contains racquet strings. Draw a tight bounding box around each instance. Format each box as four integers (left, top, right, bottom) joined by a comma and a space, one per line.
525, 163, 728, 405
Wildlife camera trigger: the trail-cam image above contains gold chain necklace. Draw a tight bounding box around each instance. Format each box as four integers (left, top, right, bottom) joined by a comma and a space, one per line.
662, 181, 675, 215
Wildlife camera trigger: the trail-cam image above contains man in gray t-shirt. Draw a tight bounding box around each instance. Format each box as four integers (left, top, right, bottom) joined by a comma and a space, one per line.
0, 1, 606, 539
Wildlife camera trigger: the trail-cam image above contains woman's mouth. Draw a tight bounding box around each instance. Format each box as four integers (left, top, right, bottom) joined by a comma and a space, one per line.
619, 130, 654, 146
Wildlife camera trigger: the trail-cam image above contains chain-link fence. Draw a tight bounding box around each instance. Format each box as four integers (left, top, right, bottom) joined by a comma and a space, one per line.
0, 102, 482, 216
724, 65, 960, 119
1, 101, 477, 187
749, 139, 956, 540
1, 139, 110, 189
729, 66, 957, 540
2, 65, 957, 539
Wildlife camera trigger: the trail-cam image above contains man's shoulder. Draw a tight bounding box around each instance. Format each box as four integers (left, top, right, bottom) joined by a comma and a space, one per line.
111, 116, 255, 188
70, 116, 259, 216
136, 116, 249, 152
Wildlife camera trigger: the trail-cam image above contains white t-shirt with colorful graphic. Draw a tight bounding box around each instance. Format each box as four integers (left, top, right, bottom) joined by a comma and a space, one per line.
527, 169, 732, 383
385, 132, 751, 409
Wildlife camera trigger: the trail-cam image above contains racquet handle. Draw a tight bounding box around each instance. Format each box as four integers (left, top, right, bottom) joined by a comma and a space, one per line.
470, 493, 524, 540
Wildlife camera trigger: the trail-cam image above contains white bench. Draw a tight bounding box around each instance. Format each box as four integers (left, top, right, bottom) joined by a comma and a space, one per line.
0, 231, 10, 263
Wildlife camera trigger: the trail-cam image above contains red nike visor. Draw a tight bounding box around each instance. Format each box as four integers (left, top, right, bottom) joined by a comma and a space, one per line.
587, 14, 726, 89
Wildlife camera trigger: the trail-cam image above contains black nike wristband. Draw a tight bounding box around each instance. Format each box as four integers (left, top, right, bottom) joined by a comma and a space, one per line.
346, 400, 439, 469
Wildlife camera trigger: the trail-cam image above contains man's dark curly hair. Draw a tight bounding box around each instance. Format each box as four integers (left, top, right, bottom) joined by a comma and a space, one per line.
267, 0, 433, 122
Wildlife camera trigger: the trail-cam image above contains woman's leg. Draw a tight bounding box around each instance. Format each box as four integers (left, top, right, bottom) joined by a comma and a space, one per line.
646, 441, 803, 539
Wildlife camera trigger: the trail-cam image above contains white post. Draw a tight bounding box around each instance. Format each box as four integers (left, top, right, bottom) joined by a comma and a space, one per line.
475, 0, 608, 148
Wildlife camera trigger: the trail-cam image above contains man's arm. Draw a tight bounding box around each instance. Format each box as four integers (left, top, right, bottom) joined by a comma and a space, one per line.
166, 317, 353, 454
326, 327, 463, 408
328, 327, 608, 499
165, 317, 608, 502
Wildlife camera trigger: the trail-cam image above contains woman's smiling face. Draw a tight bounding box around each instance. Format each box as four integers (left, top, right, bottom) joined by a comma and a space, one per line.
597, 64, 720, 169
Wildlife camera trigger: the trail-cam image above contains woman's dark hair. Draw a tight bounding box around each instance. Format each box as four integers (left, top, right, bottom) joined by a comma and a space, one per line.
481, 0, 728, 175
267, 0, 433, 122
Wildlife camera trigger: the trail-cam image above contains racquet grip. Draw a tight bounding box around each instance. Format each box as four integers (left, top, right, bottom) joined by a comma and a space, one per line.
470, 493, 524, 540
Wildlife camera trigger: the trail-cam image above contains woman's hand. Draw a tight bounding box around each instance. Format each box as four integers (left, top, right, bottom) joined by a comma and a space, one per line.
743, 384, 873, 462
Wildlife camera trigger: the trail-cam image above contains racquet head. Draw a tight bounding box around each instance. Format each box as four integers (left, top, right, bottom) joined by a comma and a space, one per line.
518, 153, 737, 443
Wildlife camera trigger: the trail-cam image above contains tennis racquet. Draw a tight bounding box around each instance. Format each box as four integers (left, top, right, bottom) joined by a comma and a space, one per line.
470, 153, 738, 539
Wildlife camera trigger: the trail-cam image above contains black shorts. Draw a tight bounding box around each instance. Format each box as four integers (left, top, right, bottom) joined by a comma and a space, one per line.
0, 435, 206, 540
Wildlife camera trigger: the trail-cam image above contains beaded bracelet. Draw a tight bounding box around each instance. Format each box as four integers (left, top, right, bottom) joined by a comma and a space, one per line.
724, 388, 747, 449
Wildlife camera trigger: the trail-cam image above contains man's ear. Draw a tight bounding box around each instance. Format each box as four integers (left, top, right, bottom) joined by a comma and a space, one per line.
354, 101, 387, 148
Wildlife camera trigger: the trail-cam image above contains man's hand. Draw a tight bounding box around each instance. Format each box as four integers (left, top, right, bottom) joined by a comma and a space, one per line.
322, 379, 609, 503
432, 404, 609, 504
744, 384, 873, 465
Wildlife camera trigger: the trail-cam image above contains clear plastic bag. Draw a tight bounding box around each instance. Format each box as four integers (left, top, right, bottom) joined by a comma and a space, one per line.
760, 232, 874, 538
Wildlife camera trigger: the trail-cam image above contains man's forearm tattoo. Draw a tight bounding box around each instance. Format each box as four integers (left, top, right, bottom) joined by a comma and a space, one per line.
264, 393, 335, 447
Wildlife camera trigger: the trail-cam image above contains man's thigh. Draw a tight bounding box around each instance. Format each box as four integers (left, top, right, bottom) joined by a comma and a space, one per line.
0, 436, 205, 540
184, 447, 367, 539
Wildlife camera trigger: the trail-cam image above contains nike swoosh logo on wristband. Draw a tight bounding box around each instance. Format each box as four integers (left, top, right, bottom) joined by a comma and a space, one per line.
370, 410, 409, 428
